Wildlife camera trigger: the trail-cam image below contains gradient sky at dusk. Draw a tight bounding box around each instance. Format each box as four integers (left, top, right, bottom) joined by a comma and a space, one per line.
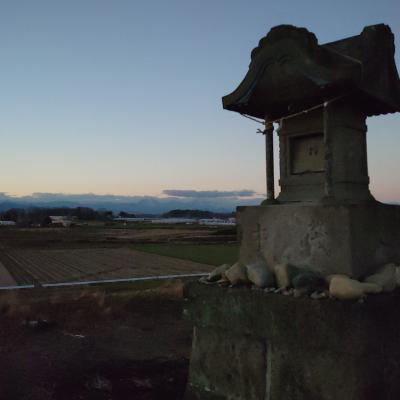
0, 0, 399, 202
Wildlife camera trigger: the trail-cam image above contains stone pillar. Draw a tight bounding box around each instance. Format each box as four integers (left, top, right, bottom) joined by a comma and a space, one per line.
323, 102, 333, 199
324, 101, 374, 202
264, 121, 275, 202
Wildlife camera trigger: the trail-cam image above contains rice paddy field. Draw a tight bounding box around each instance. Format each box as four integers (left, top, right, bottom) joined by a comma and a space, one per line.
0, 225, 237, 286
0, 247, 216, 285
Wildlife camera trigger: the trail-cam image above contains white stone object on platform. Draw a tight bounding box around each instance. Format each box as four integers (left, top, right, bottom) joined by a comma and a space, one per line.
225, 262, 248, 285
246, 259, 275, 288
329, 275, 382, 301
273, 263, 291, 289
364, 263, 397, 292
207, 263, 231, 282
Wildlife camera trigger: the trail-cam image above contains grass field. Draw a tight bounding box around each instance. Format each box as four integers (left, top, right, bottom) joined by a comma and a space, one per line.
132, 243, 239, 266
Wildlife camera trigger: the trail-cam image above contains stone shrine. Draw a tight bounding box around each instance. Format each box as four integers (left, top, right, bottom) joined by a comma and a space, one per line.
222, 24, 400, 279
184, 24, 400, 400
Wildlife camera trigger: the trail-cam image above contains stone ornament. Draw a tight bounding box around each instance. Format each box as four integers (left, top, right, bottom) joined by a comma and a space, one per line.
328, 275, 382, 301
201, 260, 400, 301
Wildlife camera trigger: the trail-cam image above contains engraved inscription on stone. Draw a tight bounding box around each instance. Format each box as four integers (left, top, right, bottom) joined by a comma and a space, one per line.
290, 133, 325, 174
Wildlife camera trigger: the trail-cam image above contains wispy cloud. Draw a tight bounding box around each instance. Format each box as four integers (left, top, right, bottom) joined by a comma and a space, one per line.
162, 189, 256, 198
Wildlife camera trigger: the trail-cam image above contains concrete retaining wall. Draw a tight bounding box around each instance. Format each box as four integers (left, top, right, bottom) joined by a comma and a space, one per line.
184, 282, 400, 400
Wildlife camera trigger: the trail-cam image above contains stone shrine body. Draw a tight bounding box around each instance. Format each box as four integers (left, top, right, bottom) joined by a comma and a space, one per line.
223, 24, 400, 279
184, 25, 400, 400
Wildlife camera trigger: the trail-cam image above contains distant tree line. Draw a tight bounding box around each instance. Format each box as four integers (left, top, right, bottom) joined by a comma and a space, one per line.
0, 207, 113, 227
0, 207, 234, 227
117, 211, 137, 218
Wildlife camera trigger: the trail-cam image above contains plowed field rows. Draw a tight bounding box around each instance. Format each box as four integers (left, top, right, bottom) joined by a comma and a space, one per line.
0, 248, 213, 285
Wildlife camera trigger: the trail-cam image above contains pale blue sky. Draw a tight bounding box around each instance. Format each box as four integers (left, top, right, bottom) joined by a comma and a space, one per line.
0, 0, 399, 202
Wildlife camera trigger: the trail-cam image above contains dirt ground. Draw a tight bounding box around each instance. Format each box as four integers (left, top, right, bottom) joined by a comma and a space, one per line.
0, 279, 194, 400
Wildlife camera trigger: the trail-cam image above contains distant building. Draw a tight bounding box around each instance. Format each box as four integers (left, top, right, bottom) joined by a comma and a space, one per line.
49, 216, 75, 227
0, 220, 16, 226
150, 218, 197, 224
199, 218, 236, 226
113, 217, 150, 223
113, 216, 236, 226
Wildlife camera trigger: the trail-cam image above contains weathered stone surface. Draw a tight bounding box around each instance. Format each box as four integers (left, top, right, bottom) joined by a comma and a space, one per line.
184, 282, 400, 400
187, 327, 266, 400
238, 202, 400, 278
277, 102, 373, 203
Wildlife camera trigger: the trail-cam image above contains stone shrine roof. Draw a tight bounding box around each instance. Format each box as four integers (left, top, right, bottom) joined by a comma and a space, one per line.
222, 24, 400, 120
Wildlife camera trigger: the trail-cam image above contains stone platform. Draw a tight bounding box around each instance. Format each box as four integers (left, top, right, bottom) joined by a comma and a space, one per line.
184, 282, 400, 400
238, 202, 400, 279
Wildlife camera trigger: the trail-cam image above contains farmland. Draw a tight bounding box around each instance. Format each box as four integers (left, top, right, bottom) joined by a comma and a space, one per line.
132, 243, 239, 266
0, 224, 237, 286
0, 247, 215, 285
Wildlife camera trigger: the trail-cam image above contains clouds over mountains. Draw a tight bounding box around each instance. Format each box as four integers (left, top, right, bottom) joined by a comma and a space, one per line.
162, 190, 256, 198
0, 190, 264, 214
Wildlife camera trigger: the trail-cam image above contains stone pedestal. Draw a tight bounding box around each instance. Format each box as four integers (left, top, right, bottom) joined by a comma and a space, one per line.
237, 202, 400, 279
184, 282, 400, 400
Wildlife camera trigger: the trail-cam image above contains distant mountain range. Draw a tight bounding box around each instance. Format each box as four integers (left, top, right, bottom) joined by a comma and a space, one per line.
0, 190, 264, 214
0, 192, 398, 214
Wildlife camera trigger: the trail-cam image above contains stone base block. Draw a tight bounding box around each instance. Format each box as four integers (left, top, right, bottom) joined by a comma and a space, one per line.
237, 202, 400, 278
184, 282, 400, 400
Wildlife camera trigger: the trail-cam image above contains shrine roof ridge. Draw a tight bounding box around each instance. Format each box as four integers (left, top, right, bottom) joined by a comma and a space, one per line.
222, 24, 400, 120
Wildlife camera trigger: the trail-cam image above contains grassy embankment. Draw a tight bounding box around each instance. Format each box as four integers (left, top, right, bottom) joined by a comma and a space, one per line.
132, 243, 239, 266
